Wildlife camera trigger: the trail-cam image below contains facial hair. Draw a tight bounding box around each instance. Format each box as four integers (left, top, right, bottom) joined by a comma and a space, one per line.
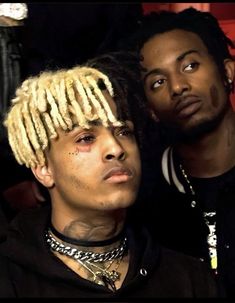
159, 97, 230, 145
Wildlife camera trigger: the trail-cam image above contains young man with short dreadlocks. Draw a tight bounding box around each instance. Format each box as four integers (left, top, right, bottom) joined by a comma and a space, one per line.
0, 57, 218, 298
118, 6, 235, 298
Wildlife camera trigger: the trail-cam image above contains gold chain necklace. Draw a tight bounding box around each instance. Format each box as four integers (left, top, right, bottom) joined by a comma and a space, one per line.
179, 164, 218, 272
77, 254, 123, 291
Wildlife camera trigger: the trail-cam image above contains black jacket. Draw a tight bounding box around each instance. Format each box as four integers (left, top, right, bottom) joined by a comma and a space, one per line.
0, 204, 217, 299
136, 145, 235, 298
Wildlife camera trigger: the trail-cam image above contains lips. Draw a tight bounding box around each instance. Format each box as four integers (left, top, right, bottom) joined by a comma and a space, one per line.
103, 166, 133, 183
174, 95, 202, 119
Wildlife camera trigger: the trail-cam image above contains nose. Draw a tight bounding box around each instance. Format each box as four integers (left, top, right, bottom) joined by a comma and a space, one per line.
103, 135, 126, 162
169, 74, 190, 98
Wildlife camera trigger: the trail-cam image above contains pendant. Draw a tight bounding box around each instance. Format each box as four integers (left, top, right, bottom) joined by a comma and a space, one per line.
101, 275, 116, 291
96, 269, 120, 282
96, 270, 120, 291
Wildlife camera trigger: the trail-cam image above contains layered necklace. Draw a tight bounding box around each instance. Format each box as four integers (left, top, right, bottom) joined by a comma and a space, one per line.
180, 164, 217, 273
45, 226, 128, 291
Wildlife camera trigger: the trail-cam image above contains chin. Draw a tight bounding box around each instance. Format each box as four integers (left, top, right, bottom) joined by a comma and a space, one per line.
163, 112, 226, 143
101, 192, 137, 210
181, 118, 222, 141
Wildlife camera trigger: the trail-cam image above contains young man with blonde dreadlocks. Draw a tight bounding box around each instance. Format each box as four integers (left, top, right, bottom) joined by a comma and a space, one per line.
0, 58, 218, 298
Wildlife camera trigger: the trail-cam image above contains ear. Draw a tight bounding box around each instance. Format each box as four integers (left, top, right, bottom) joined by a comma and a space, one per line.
148, 108, 160, 122
31, 165, 54, 188
224, 59, 235, 83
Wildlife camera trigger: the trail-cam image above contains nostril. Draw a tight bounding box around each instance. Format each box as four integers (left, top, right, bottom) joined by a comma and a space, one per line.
106, 154, 114, 160
118, 152, 126, 161
171, 83, 189, 98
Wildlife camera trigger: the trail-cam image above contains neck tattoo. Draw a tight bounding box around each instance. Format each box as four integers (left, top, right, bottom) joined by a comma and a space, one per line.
45, 228, 128, 291
179, 164, 218, 273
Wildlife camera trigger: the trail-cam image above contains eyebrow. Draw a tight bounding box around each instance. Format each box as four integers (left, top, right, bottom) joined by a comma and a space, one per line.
65, 120, 102, 135
65, 119, 129, 136
177, 49, 199, 61
142, 49, 200, 83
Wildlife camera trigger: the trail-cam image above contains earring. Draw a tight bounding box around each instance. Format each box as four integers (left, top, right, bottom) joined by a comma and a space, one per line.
149, 110, 159, 122
228, 78, 233, 84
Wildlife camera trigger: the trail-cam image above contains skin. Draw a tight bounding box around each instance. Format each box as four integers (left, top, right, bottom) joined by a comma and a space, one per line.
32, 92, 141, 241
0, 16, 24, 26
140, 29, 235, 177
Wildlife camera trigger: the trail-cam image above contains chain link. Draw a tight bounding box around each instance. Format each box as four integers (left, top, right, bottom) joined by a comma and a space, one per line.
46, 230, 127, 263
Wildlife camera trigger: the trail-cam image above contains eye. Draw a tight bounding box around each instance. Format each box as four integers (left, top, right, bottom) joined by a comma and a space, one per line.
183, 62, 199, 72
117, 126, 135, 138
76, 134, 95, 144
150, 78, 166, 90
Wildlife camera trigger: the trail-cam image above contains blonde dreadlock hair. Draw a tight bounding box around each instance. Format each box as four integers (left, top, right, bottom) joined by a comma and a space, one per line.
4, 65, 123, 169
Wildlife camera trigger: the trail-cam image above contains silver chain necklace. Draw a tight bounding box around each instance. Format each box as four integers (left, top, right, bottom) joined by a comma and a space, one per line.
179, 164, 217, 272
45, 229, 128, 291
45, 230, 127, 263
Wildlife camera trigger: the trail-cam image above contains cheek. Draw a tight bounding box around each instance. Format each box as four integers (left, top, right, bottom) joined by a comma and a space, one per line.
132, 148, 141, 173
148, 98, 172, 121
145, 87, 170, 114
68, 175, 90, 190
210, 85, 220, 108
67, 148, 99, 176
67, 144, 92, 157
148, 95, 165, 113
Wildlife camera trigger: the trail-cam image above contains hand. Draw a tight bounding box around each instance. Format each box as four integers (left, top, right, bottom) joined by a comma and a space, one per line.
0, 16, 23, 26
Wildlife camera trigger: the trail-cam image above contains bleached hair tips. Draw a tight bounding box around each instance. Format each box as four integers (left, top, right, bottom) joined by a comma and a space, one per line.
4, 66, 123, 168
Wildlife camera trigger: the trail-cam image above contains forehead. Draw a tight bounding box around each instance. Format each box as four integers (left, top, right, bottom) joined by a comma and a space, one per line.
140, 29, 208, 67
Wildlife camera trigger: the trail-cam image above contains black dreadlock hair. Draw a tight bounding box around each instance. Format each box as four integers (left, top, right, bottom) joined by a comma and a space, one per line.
124, 7, 235, 94
86, 51, 149, 147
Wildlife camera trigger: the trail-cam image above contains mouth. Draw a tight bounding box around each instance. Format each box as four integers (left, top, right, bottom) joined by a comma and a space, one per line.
174, 96, 202, 119
103, 167, 133, 184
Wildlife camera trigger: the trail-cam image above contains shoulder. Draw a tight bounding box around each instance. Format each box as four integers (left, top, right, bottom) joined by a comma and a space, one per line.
158, 247, 219, 297
160, 247, 210, 272
1, 204, 51, 245
0, 254, 15, 297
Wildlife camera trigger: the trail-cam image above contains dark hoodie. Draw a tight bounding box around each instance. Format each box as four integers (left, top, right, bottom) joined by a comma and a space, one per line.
0, 204, 218, 299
